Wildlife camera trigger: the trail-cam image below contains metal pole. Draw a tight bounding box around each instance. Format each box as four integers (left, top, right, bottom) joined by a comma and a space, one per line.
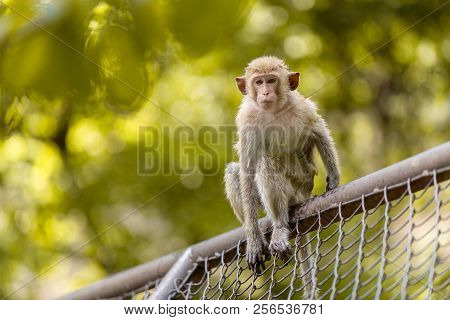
60, 251, 181, 299
60, 142, 450, 299
150, 248, 194, 300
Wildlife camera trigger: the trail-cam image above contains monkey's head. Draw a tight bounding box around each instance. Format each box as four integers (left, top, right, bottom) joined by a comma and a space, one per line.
236, 56, 299, 109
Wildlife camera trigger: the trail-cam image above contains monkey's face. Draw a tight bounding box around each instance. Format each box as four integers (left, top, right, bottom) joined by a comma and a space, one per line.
235, 58, 300, 110
252, 74, 280, 107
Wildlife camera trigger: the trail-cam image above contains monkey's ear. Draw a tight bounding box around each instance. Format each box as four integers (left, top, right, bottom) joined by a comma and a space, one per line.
288, 72, 300, 91
235, 77, 247, 95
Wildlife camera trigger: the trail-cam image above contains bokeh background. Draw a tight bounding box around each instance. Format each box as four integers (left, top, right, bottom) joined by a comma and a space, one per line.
0, 0, 449, 299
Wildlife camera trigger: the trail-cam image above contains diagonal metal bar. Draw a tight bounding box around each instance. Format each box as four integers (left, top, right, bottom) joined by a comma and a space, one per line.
150, 248, 195, 300
61, 142, 450, 299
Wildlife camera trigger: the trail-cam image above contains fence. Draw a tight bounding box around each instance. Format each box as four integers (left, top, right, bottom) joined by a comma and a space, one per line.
62, 143, 450, 300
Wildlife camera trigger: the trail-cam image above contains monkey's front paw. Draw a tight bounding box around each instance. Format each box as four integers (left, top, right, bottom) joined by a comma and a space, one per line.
269, 238, 291, 262
326, 176, 339, 192
246, 237, 269, 274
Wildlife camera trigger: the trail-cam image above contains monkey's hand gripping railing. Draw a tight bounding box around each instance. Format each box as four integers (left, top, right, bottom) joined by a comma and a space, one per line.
62, 142, 450, 300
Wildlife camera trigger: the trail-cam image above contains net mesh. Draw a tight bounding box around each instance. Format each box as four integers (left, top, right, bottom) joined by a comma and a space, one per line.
98, 168, 450, 300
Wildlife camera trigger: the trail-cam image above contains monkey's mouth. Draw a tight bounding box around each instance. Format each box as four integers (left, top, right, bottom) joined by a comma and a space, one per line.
259, 96, 277, 103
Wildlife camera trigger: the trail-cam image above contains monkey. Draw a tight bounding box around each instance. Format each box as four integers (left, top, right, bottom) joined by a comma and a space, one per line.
224, 56, 340, 299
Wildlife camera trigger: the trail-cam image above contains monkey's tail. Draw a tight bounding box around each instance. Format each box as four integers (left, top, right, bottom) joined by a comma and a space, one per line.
299, 234, 320, 299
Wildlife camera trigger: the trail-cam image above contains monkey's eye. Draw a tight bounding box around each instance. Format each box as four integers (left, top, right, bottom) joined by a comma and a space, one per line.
255, 79, 263, 85
268, 78, 276, 84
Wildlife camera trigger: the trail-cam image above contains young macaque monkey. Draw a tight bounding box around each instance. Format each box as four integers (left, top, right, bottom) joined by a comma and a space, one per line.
224, 56, 340, 299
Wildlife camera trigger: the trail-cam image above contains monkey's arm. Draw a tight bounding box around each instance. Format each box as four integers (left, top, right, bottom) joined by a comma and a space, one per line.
238, 126, 267, 271
312, 117, 340, 191
240, 171, 264, 241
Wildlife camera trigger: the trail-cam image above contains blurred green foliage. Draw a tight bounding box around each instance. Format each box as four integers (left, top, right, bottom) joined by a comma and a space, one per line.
0, 0, 448, 298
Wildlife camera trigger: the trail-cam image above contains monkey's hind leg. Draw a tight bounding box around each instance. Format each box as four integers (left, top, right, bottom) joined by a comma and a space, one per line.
255, 160, 292, 261
225, 162, 268, 272
224, 162, 245, 224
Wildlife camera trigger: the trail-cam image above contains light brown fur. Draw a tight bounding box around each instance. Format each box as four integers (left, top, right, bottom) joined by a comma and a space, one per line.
225, 56, 340, 299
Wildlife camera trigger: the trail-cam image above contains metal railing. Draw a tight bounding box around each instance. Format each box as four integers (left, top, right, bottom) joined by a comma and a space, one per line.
62, 142, 450, 300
